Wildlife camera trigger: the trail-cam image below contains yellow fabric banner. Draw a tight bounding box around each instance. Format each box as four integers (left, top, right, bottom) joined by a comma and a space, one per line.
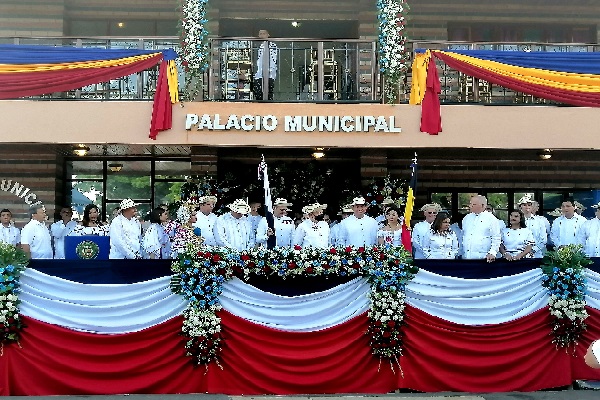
0, 53, 159, 73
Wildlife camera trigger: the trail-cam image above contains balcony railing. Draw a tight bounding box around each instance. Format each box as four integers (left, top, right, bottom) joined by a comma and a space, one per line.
3, 36, 600, 105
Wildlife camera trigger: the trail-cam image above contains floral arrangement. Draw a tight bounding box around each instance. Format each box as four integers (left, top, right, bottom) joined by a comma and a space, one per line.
377, 0, 410, 104
179, 0, 210, 101
0, 242, 28, 351
174, 175, 238, 216
364, 174, 407, 207
541, 244, 591, 349
171, 243, 416, 368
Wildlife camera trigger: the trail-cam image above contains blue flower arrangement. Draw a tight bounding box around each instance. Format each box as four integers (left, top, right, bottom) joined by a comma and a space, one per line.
0, 243, 28, 349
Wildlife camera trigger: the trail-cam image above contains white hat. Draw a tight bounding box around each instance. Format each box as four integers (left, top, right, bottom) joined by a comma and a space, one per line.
273, 198, 293, 207
517, 195, 533, 205
591, 202, 600, 209
337, 204, 353, 215
228, 199, 251, 215
302, 202, 327, 214
419, 203, 442, 212
574, 201, 586, 212
382, 198, 394, 205
119, 198, 138, 210
548, 208, 562, 217
350, 197, 367, 206
199, 195, 217, 204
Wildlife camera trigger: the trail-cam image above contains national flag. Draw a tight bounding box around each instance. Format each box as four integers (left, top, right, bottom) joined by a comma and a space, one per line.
258, 155, 275, 248
401, 154, 417, 252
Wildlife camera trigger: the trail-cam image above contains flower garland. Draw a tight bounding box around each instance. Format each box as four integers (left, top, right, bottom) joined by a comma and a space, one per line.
179, 0, 210, 101
171, 244, 416, 368
0, 243, 28, 352
377, 0, 410, 104
541, 244, 591, 349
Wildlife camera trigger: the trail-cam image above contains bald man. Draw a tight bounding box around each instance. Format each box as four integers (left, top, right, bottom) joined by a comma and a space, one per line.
461, 195, 501, 262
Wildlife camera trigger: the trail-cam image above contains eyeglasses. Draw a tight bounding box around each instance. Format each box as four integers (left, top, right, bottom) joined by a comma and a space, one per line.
426, 211, 437, 214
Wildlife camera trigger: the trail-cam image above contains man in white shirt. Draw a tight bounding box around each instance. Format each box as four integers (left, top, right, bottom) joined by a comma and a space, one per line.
247, 201, 263, 245
330, 204, 353, 246
256, 198, 295, 247
550, 197, 586, 249
193, 195, 218, 246
0, 209, 20, 246
109, 199, 142, 259
21, 205, 53, 259
253, 29, 277, 100
461, 195, 501, 262
518, 195, 547, 258
50, 206, 78, 259
338, 197, 378, 247
412, 203, 441, 259
578, 202, 600, 257
214, 199, 253, 251
532, 200, 551, 238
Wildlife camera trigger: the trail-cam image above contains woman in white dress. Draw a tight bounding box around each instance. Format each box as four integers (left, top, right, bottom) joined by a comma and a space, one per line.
422, 212, 459, 259
377, 205, 403, 246
500, 210, 534, 261
69, 204, 109, 236
292, 203, 329, 249
142, 207, 170, 259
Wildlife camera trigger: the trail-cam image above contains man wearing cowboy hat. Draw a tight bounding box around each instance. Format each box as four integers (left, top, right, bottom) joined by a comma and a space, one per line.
577, 201, 600, 257
193, 195, 218, 246
518, 195, 547, 258
550, 196, 586, 249
412, 203, 442, 259
256, 198, 295, 247
338, 197, 378, 247
293, 202, 330, 248
109, 198, 142, 259
214, 199, 253, 251
330, 204, 353, 246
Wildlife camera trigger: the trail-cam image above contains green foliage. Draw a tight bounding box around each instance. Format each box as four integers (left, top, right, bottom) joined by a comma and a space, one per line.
541, 244, 592, 275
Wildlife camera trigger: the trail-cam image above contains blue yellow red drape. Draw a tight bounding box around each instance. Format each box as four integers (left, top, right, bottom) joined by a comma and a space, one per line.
0, 44, 179, 139
409, 49, 600, 134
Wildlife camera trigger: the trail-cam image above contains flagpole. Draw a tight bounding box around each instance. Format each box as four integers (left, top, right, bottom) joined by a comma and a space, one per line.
259, 155, 276, 249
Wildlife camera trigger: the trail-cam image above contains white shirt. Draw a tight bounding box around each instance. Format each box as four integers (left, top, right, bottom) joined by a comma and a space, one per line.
524, 215, 547, 258
21, 219, 53, 259
411, 221, 432, 259
247, 214, 263, 244
293, 219, 329, 249
423, 230, 459, 259
69, 224, 110, 236
377, 229, 402, 246
255, 41, 278, 79
142, 223, 170, 259
50, 219, 78, 259
461, 210, 502, 259
577, 218, 600, 257
338, 214, 378, 247
109, 214, 142, 259
0, 224, 20, 246
501, 227, 535, 256
193, 211, 218, 246
256, 215, 295, 247
550, 214, 586, 248
214, 212, 252, 251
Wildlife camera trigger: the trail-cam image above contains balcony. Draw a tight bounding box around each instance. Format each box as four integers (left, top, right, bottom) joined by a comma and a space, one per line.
2, 36, 600, 105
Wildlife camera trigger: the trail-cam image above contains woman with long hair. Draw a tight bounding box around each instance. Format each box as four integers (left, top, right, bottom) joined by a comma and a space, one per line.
377, 205, 403, 246
422, 211, 459, 259
500, 209, 534, 261
142, 207, 170, 259
69, 204, 109, 236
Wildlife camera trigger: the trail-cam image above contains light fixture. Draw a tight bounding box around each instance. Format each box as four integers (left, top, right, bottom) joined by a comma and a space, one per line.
312, 147, 325, 159
72, 144, 90, 157
108, 163, 123, 172
291, 21, 300, 28
117, 22, 125, 28
537, 149, 552, 160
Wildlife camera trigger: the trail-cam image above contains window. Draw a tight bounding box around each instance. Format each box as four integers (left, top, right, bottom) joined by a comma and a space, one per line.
448, 23, 596, 44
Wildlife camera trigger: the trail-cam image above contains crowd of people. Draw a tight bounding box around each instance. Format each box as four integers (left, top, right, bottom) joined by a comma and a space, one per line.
2, 193, 600, 261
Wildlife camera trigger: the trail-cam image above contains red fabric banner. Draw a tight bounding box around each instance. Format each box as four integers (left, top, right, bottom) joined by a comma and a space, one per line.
398, 306, 572, 392
433, 52, 600, 107
420, 58, 442, 135
150, 61, 173, 140
0, 54, 162, 100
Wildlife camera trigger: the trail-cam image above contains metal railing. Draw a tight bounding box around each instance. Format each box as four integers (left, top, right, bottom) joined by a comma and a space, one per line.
3, 36, 600, 105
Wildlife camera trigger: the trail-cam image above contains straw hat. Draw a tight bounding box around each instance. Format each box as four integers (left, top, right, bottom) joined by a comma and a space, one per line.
273, 198, 293, 207
227, 199, 251, 215
350, 197, 367, 206
419, 203, 442, 212
302, 202, 327, 214
199, 195, 217, 204
119, 198, 137, 210
517, 195, 533, 205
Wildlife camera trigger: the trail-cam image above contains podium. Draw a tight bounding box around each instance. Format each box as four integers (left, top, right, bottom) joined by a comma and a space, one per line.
65, 235, 110, 260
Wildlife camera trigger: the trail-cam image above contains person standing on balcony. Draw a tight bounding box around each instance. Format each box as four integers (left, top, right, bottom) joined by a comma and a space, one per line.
338, 197, 378, 247
518, 195, 547, 258
50, 206, 78, 259
577, 201, 600, 257
109, 199, 142, 259
214, 199, 253, 251
253, 29, 277, 100
256, 198, 295, 248
550, 197, 586, 249
412, 203, 441, 259
0, 209, 20, 246
461, 195, 501, 262
193, 196, 218, 247
21, 205, 53, 259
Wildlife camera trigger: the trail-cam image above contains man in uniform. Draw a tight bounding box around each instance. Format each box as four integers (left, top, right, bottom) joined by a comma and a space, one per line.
0, 209, 20, 246
21, 204, 52, 259
256, 198, 294, 247
338, 197, 378, 247
109, 198, 142, 259
214, 199, 253, 251
518, 195, 547, 258
461, 195, 501, 262
193, 195, 218, 246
